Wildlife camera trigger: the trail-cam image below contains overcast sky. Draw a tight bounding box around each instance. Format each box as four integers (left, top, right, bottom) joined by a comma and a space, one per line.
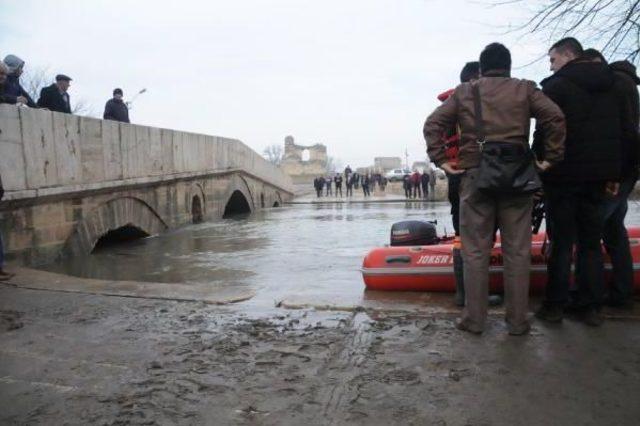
1, 0, 556, 169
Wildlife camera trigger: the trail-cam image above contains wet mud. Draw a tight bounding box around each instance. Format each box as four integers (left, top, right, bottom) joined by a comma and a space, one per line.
2, 285, 640, 425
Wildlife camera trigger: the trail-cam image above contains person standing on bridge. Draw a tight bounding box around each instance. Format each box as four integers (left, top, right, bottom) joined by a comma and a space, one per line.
2, 55, 37, 107
424, 42, 566, 335
37, 74, 72, 113
0, 61, 28, 105
103, 88, 130, 123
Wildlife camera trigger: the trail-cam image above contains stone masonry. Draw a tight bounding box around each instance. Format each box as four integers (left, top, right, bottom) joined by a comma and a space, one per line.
0, 105, 293, 265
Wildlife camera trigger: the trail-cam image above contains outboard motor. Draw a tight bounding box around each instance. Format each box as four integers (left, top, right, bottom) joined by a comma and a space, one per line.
390, 220, 438, 246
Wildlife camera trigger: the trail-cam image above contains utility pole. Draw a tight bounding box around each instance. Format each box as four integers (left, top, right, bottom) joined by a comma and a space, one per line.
404, 147, 409, 169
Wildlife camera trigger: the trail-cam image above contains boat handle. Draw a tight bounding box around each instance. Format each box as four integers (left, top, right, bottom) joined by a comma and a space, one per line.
385, 255, 412, 264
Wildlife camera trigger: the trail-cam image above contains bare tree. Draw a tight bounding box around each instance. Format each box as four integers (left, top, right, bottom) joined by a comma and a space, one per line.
20, 66, 96, 116
325, 156, 342, 173
262, 144, 284, 166
495, 1, 640, 62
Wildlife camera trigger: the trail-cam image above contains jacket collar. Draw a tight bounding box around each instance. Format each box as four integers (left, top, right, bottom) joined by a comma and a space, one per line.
482, 69, 510, 78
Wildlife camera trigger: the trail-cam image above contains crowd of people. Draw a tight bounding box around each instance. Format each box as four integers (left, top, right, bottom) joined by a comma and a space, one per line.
0, 53, 131, 123
401, 169, 436, 199
313, 165, 388, 198
425, 38, 639, 335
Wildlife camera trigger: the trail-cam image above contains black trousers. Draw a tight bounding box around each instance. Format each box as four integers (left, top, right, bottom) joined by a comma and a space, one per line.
335, 184, 343, 197
544, 182, 606, 309
602, 173, 638, 303
448, 174, 462, 236
346, 185, 353, 196
412, 184, 421, 198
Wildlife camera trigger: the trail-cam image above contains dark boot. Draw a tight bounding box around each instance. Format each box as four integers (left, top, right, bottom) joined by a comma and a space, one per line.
453, 247, 465, 306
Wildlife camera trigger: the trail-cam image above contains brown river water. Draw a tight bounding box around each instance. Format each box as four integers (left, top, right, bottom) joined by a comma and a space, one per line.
40, 200, 640, 307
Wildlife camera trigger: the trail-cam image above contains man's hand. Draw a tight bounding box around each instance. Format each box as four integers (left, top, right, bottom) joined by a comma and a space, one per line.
535, 160, 551, 172
440, 162, 464, 175
16, 96, 27, 105
605, 181, 620, 197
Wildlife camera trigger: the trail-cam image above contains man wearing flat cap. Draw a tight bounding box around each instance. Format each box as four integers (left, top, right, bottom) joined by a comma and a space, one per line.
37, 74, 72, 113
103, 88, 130, 123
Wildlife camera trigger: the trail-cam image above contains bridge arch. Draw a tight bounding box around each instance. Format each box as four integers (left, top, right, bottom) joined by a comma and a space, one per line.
187, 182, 206, 223
221, 174, 255, 217
63, 197, 168, 257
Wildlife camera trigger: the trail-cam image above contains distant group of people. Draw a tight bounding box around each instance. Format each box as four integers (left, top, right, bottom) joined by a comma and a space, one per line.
313, 165, 388, 198
0, 53, 131, 122
425, 37, 639, 336
402, 169, 435, 199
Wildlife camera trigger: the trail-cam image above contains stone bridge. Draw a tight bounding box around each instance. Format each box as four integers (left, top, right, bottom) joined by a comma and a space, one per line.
0, 105, 293, 265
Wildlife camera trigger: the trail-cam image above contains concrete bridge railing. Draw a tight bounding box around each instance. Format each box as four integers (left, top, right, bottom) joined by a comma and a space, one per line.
0, 105, 293, 199
0, 105, 293, 264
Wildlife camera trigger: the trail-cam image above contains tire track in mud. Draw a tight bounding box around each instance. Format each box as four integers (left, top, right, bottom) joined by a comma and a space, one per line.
313, 312, 374, 424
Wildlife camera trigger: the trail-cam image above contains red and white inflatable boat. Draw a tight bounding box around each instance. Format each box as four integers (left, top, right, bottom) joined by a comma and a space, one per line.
362, 225, 640, 293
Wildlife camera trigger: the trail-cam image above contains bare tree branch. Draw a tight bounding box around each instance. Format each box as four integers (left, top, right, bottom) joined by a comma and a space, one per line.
262, 144, 284, 166
491, 0, 640, 62
20, 66, 96, 116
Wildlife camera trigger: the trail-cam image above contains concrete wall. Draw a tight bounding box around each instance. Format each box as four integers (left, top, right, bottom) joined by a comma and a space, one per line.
0, 105, 293, 198
0, 105, 293, 265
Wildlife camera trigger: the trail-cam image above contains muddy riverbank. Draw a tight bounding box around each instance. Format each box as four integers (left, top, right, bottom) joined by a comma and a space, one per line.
2, 285, 640, 425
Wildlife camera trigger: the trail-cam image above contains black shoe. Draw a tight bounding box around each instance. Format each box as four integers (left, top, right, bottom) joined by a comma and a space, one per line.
507, 321, 531, 336
581, 308, 604, 327
535, 304, 563, 323
454, 318, 483, 335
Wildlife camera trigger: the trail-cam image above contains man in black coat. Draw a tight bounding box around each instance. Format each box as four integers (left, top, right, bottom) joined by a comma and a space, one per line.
534, 38, 628, 326
334, 173, 343, 197
582, 49, 640, 308
103, 88, 130, 123
37, 74, 72, 113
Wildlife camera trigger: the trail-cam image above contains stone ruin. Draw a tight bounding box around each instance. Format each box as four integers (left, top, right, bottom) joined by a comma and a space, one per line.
280, 135, 328, 183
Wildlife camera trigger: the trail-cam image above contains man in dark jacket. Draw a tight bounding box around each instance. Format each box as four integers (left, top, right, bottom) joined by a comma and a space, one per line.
103, 88, 130, 123
334, 173, 343, 197
421, 171, 430, 199
582, 50, 640, 308
535, 38, 628, 326
402, 173, 412, 198
2, 55, 36, 107
37, 74, 72, 113
345, 174, 354, 197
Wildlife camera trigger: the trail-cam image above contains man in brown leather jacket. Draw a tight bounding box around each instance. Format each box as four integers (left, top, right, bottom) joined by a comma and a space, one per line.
424, 43, 566, 335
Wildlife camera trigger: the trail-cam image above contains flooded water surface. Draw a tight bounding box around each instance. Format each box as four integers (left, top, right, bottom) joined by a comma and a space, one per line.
42, 202, 456, 305
41, 200, 640, 307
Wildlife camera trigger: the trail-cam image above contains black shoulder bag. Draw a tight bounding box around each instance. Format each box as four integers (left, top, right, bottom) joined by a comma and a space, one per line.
472, 83, 541, 194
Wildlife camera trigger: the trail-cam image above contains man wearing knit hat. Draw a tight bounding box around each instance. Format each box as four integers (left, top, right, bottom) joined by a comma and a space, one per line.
103, 88, 130, 123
